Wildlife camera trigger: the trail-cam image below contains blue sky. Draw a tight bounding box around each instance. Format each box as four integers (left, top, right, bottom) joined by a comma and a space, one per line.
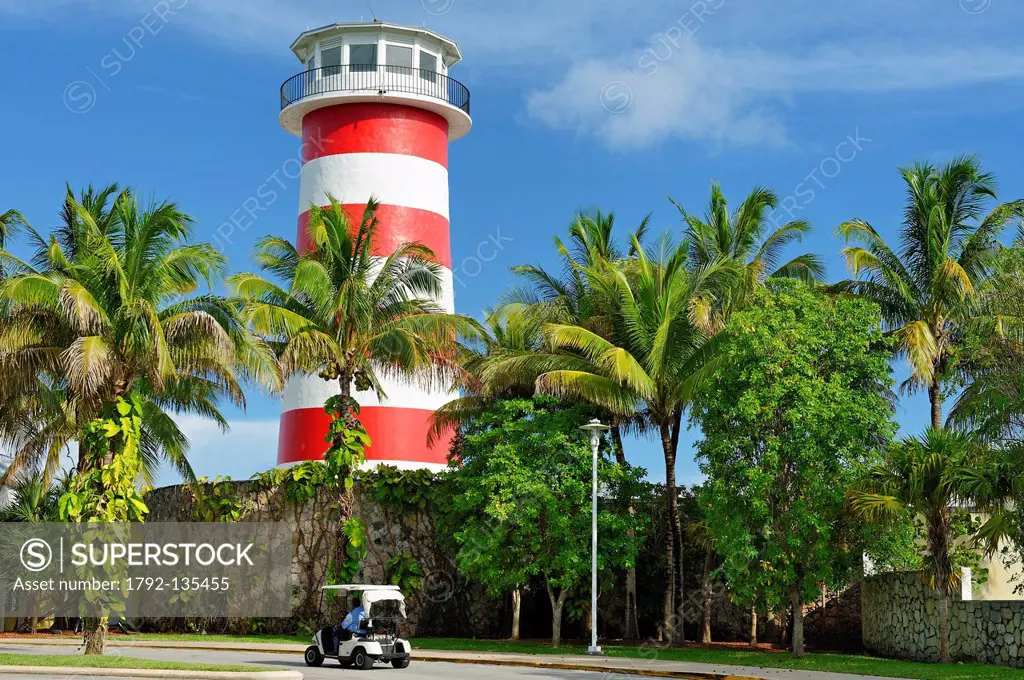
2, 0, 1023, 487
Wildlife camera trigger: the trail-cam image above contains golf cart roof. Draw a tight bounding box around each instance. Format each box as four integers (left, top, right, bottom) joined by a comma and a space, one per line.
321, 584, 402, 593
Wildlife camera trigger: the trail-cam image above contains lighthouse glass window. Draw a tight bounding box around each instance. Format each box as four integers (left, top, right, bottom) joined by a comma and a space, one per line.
419, 51, 438, 84
386, 44, 413, 74
320, 46, 341, 76
350, 43, 377, 73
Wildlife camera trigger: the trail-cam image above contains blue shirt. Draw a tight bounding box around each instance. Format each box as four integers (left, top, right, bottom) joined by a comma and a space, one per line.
342, 606, 366, 633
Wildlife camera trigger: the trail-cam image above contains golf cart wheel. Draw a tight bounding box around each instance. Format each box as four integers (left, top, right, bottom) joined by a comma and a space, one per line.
304, 645, 324, 667
351, 647, 375, 670
392, 657, 411, 669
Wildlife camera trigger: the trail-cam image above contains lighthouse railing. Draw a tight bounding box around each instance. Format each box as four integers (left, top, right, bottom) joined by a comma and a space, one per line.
280, 65, 471, 115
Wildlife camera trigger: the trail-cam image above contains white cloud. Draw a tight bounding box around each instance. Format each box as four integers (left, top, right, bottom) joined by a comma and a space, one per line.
526, 36, 1024, 149
153, 415, 279, 488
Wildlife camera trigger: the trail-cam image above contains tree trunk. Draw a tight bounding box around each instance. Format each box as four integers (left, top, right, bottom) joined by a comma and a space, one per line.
659, 420, 680, 643
670, 412, 687, 645
700, 545, 714, 643
511, 588, 521, 641
546, 583, 569, 648
791, 587, 804, 658
929, 373, 943, 431
929, 509, 952, 663
84, 617, 108, 655
937, 595, 951, 664
612, 424, 640, 640
820, 583, 828, 637
625, 560, 639, 640
336, 375, 360, 433
749, 607, 758, 647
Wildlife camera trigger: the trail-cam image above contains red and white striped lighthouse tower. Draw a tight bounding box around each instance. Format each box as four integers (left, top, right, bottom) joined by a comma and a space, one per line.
276, 22, 471, 471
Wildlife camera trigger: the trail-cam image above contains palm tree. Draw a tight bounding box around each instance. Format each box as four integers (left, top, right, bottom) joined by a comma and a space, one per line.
508, 208, 648, 325
834, 156, 1024, 431
230, 197, 479, 439
0, 209, 26, 280
514, 235, 731, 642
950, 246, 1024, 442
0, 186, 273, 653
0, 470, 70, 522
428, 304, 547, 445
674, 183, 825, 323
0, 470, 72, 634
849, 429, 1007, 664
0, 186, 271, 487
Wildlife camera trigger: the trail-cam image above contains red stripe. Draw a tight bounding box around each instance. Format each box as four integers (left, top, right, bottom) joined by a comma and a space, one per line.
301, 103, 449, 167
296, 204, 452, 267
278, 407, 453, 466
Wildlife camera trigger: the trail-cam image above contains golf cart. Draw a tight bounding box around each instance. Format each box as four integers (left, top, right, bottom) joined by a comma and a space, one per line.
304, 584, 412, 670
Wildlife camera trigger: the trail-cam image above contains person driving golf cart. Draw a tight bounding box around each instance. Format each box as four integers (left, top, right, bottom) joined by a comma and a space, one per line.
336, 596, 368, 641
306, 584, 412, 669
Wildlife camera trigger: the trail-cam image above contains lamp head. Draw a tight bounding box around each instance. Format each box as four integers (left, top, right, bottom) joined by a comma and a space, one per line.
579, 419, 610, 433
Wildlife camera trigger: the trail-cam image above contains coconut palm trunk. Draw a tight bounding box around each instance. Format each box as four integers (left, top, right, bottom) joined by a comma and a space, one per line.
928, 507, 953, 664
659, 418, 688, 643
929, 371, 943, 432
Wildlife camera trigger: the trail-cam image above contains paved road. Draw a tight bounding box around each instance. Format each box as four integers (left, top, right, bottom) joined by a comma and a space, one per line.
0, 643, 654, 680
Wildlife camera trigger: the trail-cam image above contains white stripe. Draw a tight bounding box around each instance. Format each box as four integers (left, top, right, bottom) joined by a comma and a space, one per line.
281, 373, 456, 412
299, 153, 450, 219
278, 458, 448, 472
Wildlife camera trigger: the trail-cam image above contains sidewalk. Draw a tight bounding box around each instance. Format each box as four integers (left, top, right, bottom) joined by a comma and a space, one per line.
2, 637, 910, 680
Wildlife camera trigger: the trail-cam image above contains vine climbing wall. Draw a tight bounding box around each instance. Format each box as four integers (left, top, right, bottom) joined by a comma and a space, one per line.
144, 471, 502, 637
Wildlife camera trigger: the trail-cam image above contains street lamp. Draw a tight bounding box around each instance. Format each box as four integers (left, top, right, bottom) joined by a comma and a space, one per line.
580, 418, 610, 655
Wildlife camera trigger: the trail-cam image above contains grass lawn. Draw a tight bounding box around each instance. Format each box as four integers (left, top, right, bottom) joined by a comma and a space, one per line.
0, 652, 283, 672
117, 633, 1024, 679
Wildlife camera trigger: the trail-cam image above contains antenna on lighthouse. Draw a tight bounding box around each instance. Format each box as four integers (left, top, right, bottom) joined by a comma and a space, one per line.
367, 0, 377, 21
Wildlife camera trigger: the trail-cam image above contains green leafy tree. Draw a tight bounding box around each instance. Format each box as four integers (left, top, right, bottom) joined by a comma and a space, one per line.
445, 396, 643, 647
439, 212, 651, 637
230, 197, 479, 437
834, 156, 1024, 430
526, 235, 731, 642
849, 429, 1014, 664
674, 184, 825, 642
692, 281, 897, 658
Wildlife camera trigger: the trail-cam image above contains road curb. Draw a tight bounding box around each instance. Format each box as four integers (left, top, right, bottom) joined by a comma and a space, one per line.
0, 667, 301, 679
415, 655, 758, 680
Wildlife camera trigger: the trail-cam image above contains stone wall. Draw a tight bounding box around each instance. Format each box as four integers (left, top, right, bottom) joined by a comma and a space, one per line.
862, 571, 1024, 667
145, 481, 503, 637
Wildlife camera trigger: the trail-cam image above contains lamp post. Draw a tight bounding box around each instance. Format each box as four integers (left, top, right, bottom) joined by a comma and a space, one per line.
580, 418, 610, 655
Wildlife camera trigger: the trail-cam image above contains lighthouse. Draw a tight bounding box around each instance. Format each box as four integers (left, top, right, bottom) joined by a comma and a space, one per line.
276, 22, 471, 471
